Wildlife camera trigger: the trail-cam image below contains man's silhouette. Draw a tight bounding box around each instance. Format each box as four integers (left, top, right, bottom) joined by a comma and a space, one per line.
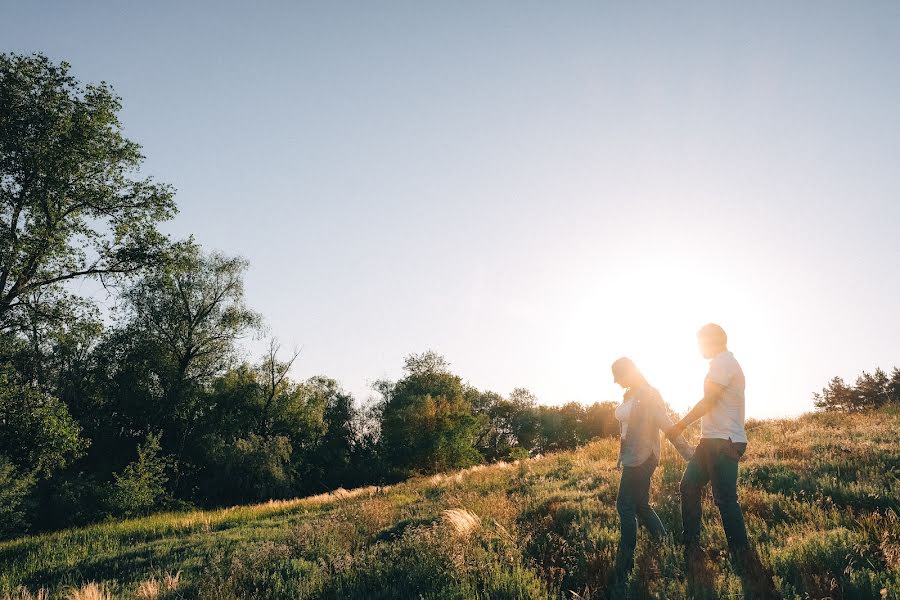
667, 324, 779, 598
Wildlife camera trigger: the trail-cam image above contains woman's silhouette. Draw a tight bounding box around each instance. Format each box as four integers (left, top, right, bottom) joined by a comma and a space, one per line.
609, 357, 693, 594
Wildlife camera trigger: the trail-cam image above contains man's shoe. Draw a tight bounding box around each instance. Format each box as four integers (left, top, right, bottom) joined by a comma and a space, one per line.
684, 543, 717, 598
684, 542, 704, 563
607, 577, 627, 600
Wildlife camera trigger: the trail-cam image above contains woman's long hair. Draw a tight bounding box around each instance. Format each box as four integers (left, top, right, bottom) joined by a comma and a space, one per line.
611, 357, 648, 398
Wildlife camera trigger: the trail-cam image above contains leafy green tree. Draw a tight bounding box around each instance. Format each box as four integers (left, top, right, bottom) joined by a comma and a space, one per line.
196, 343, 363, 503
200, 364, 263, 442
0, 366, 86, 478
92, 246, 261, 482
303, 377, 359, 490
580, 401, 618, 440
815, 368, 900, 412
206, 433, 293, 505
855, 368, 891, 409
475, 391, 519, 461
535, 402, 584, 453
108, 433, 169, 518
814, 376, 860, 412
508, 388, 541, 452
377, 351, 482, 476
0, 53, 176, 338
0, 454, 35, 537
0, 52, 175, 535
889, 368, 900, 404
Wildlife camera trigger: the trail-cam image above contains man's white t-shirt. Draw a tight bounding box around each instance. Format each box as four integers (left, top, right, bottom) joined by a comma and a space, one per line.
701, 350, 747, 443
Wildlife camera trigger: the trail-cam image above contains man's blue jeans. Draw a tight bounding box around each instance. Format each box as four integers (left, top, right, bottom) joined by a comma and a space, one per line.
680, 437, 749, 550
616, 455, 665, 574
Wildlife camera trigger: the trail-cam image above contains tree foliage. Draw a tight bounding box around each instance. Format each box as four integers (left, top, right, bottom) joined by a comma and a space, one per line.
0, 54, 627, 540
109, 432, 169, 518
0, 454, 35, 537
814, 367, 900, 412
377, 352, 483, 476
0, 365, 86, 478
0, 53, 176, 337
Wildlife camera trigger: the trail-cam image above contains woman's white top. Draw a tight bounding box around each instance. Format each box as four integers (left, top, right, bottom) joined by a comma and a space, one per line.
615, 397, 634, 439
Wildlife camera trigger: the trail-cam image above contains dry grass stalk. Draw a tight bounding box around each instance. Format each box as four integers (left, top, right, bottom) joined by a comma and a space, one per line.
3, 588, 48, 600
132, 578, 158, 600
441, 508, 481, 536
65, 583, 112, 600
331, 487, 352, 499
161, 571, 180, 591
270, 484, 379, 508
133, 570, 180, 599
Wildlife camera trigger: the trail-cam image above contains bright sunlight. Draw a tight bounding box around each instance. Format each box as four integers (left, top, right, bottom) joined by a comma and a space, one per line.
553, 250, 780, 415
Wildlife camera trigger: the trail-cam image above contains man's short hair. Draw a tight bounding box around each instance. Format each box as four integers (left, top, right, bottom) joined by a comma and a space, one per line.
697, 323, 727, 346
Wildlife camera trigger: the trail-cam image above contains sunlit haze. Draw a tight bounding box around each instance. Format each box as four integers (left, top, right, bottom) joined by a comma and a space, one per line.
5, 2, 899, 417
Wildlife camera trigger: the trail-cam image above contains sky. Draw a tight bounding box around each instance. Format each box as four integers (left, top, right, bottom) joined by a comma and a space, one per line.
3, 1, 899, 417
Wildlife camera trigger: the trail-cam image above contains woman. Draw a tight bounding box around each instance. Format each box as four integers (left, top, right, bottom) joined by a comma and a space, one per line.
610, 357, 694, 588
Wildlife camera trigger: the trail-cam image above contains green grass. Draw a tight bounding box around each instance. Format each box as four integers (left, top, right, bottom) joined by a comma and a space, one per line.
2, 408, 898, 599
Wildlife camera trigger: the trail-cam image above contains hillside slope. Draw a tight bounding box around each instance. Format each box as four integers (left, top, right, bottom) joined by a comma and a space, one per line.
1, 409, 898, 599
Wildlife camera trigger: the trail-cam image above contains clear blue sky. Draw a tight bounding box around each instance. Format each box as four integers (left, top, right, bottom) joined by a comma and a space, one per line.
4, 1, 899, 417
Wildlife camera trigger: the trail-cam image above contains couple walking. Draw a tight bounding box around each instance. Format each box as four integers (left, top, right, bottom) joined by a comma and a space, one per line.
610, 323, 767, 596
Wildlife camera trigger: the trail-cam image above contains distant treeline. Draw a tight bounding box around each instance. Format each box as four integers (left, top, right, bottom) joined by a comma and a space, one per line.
813, 367, 900, 412
0, 53, 619, 539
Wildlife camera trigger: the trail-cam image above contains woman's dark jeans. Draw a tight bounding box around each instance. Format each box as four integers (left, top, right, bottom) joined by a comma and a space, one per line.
679, 437, 749, 550
615, 455, 665, 575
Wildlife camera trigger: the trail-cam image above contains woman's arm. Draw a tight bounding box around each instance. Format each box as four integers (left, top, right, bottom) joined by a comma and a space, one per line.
669, 434, 695, 461
651, 393, 695, 461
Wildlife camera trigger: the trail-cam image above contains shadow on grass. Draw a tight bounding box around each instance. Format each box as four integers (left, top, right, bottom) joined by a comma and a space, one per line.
371, 516, 436, 543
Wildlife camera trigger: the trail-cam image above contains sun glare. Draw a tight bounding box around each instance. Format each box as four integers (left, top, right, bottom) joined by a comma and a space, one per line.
553, 253, 775, 414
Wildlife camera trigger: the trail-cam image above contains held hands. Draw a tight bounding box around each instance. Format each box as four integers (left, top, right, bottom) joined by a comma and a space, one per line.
666, 422, 686, 441
665, 422, 695, 461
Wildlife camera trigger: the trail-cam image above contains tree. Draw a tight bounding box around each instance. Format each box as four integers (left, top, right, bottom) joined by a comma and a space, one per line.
889, 368, 900, 404
508, 388, 541, 452
472, 391, 517, 461
205, 433, 293, 505
0, 455, 35, 537
298, 376, 360, 491
195, 351, 362, 504
0, 53, 176, 338
256, 339, 301, 436
0, 363, 87, 535
0, 365, 86, 479
376, 352, 482, 476
855, 369, 891, 409
580, 401, 619, 440
402, 350, 450, 376
108, 433, 170, 518
813, 376, 859, 412
118, 246, 261, 392
89, 247, 261, 493
536, 402, 584, 452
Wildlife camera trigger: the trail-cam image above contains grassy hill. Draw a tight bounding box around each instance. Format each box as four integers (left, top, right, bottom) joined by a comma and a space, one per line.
1, 408, 898, 600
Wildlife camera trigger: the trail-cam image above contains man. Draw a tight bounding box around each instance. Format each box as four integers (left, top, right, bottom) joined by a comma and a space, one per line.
667, 323, 749, 553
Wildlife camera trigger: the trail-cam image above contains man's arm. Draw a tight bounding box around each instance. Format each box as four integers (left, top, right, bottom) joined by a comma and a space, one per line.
666, 379, 726, 440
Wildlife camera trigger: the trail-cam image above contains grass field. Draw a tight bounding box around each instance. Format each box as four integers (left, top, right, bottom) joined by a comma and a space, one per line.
1, 408, 898, 599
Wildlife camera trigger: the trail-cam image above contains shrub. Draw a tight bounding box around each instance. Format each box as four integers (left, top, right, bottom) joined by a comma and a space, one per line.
0, 455, 34, 538
207, 434, 293, 504
771, 528, 862, 599
108, 433, 169, 518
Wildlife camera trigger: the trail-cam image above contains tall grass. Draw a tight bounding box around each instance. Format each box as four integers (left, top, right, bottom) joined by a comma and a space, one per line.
1, 408, 898, 599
